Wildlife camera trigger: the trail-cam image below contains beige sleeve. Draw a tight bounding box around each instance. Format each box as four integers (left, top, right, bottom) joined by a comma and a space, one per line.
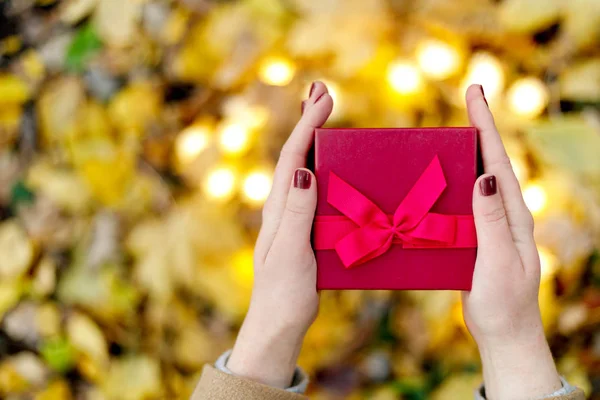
190, 364, 309, 400
544, 388, 586, 400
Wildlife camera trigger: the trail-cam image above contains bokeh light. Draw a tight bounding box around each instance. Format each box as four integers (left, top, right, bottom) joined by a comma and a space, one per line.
203, 166, 237, 200
218, 122, 251, 155
460, 52, 505, 101
258, 57, 296, 86
416, 39, 461, 80
175, 124, 211, 165
387, 60, 423, 95
242, 170, 273, 205
507, 77, 549, 118
523, 183, 548, 215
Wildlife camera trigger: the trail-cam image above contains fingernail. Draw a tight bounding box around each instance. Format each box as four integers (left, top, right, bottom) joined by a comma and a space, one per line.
309, 82, 316, 97
301, 100, 306, 115
479, 85, 488, 107
480, 175, 497, 196
293, 169, 311, 189
314, 92, 327, 103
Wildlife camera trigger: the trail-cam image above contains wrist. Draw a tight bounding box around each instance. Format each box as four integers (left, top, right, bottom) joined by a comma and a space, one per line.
227, 307, 306, 389
478, 327, 562, 400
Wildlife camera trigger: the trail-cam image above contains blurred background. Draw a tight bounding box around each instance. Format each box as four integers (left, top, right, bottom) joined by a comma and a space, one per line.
0, 0, 599, 399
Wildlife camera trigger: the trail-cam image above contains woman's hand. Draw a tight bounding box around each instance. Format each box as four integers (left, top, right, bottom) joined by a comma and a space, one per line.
462, 85, 562, 399
226, 82, 333, 388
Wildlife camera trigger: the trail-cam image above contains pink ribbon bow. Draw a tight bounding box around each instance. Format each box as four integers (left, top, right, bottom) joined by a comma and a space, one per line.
313, 155, 477, 268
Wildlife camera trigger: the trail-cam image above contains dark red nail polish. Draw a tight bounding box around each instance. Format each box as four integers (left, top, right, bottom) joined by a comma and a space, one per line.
479, 85, 488, 107
480, 175, 497, 196
314, 92, 327, 103
294, 169, 311, 189
301, 100, 306, 115
309, 82, 316, 97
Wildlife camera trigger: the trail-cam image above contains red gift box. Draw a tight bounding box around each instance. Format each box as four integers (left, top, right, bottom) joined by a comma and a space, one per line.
313, 128, 478, 290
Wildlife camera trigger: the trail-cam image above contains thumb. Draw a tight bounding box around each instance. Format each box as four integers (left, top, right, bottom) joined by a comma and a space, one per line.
473, 175, 514, 255
277, 168, 317, 244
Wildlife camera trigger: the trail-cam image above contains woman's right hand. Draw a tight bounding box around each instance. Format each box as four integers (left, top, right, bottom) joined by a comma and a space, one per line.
462, 84, 562, 399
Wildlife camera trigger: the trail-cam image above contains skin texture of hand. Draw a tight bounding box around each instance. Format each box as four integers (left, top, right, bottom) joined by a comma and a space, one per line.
226, 82, 333, 389
462, 84, 562, 399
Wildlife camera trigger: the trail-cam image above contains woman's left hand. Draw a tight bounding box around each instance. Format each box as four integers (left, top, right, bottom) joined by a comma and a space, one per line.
226, 82, 333, 388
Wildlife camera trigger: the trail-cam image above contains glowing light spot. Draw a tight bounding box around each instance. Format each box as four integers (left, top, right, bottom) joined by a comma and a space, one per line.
259, 57, 296, 86
175, 124, 210, 165
387, 60, 423, 95
219, 122, 251, 155
242, 170, 273, 205
460, 52, 505, 101
523, 183, 547, 215
507, 77, 549, 118
416, 39, 461, 80
204, 166, 236, 200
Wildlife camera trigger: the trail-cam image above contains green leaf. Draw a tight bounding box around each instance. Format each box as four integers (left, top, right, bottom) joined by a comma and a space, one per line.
375, 309, 396, 344
10, 181, 35, 208
391, 378, 428, 400
66, 24, 103, 72
40, 336, 76, 373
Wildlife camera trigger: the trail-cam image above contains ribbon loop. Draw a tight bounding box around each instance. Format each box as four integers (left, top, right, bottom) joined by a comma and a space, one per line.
315, 155, 476, 268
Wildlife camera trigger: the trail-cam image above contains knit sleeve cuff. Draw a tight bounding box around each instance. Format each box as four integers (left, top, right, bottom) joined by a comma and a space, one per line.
475, 377, 578, 399
214, 349, 309, 394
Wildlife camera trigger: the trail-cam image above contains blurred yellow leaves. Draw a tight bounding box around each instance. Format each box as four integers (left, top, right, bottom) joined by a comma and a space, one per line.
60, 0, 99, 25
127, 210, 196, 299
102, 355, 162, 400
36, 302, 61, 339
0, 352, 47, 395
34, 380, 72, 400
31, 258, 57, 299
173, 1, 284, 86
27, 161, 93, 214
67, 312, 110, 381
0, 220, 35, 280
35, 77, 165, 209
499, 0, 600, 50
94, 0, 142, 48
38, 77, 85, 147
0, 74, 31, 105
108, 82, 162, 136
58, 262, 140, 323
0, 0, 597, 398
0, 279, 24, 321
431, 373, 482, 400
560, 59, 600, 101
0, 74, 31, 143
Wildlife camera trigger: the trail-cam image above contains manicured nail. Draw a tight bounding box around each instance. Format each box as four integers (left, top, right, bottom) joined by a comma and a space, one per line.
301, 100, 306, 115
314, 92, 327, 103
309, 82, 316, 97
479, 85, 488, 107
294, 169, 311, 189
480, 175, 497, 196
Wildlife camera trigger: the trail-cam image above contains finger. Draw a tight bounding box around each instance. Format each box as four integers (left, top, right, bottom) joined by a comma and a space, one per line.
465, 85, 535, 254
275, 168, 317, 249
472, 174, 521, 272
255, 82, 333, 264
